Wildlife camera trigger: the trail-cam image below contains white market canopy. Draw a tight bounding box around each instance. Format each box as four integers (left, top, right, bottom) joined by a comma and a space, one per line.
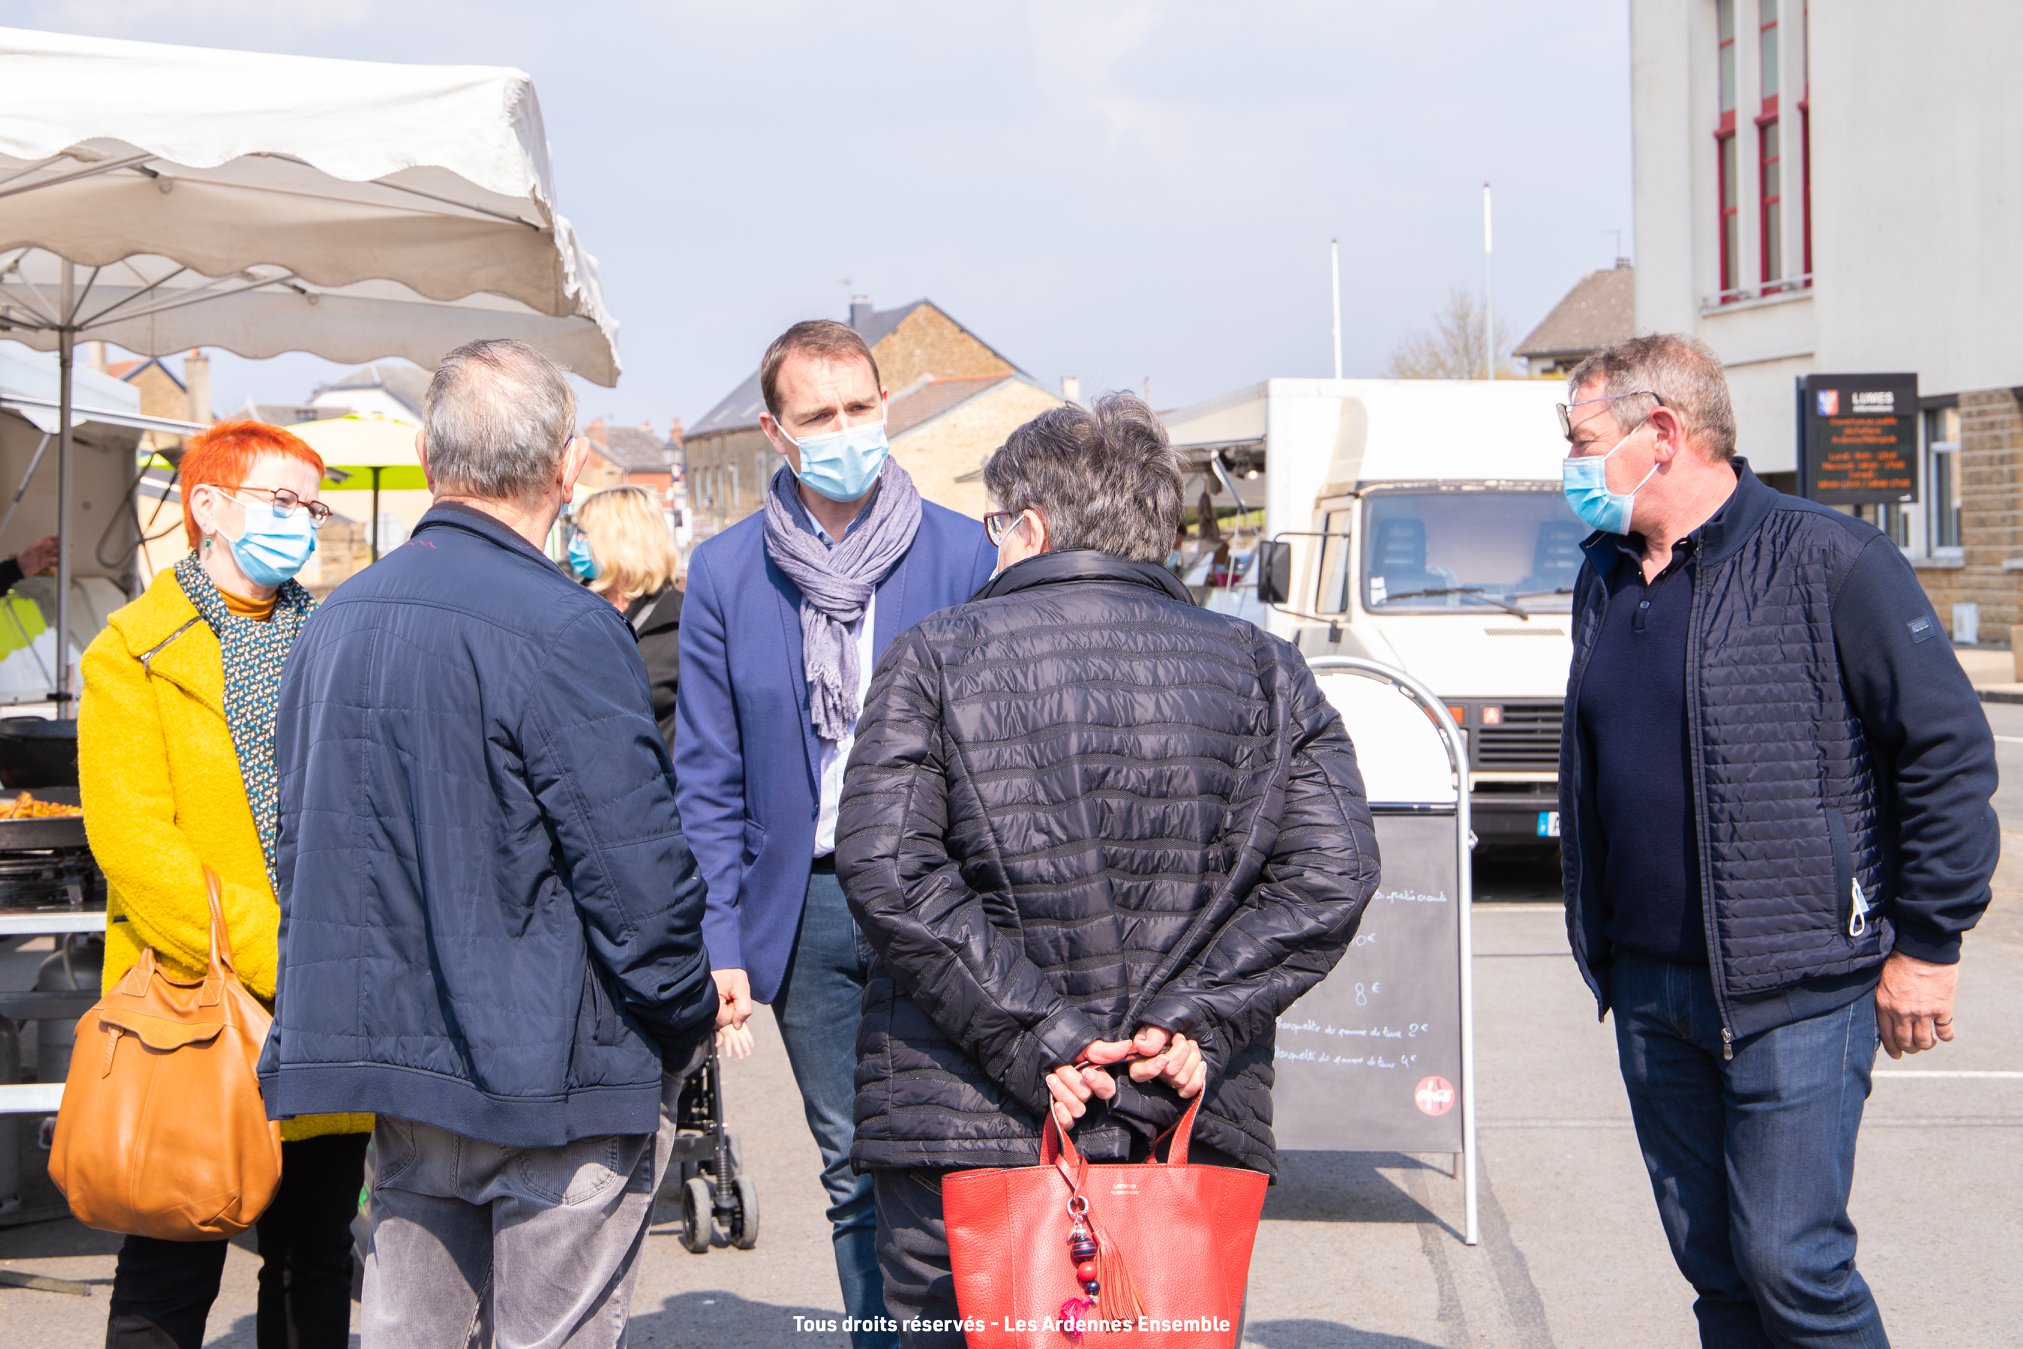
0, 25, 620, 383
0, 24, 624, 704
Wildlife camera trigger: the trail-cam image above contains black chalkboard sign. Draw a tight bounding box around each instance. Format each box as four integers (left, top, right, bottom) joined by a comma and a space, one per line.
1271, 811, 1465, 1154
1798, 373, 1919, 505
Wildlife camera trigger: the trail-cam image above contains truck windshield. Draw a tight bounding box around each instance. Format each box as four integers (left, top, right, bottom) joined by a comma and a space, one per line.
1363, 490, 1581, 614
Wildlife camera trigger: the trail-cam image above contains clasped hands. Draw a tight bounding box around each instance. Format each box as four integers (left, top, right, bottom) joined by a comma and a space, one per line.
1046, 1026, 1206, 1133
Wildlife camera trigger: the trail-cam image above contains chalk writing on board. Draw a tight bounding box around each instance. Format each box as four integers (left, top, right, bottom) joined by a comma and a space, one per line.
1273, 1049, 1423, 1070
1276, 1021, 1433, 1040
1378, 887, 1450, 905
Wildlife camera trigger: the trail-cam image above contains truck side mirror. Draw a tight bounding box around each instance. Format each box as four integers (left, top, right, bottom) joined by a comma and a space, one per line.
1256, 539, 1292, 607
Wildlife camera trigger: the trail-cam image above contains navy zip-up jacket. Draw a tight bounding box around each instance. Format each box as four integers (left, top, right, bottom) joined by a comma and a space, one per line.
1560, 461, 1998, 1043
260, 503, 716, 1147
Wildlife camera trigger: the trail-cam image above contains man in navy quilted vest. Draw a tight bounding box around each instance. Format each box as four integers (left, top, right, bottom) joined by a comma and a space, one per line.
1557, 333, 1998, 1348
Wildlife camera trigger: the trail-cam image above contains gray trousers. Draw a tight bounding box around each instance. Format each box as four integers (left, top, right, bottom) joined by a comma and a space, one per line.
359, 1070, 689, 1349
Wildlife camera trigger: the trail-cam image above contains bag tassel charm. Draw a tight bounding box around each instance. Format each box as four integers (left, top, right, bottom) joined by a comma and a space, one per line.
1059, 1211, 1100, 1341
1058, 1203, 1147, 1341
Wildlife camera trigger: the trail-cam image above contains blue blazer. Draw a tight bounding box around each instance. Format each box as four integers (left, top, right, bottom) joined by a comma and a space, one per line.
674, 485, 997, 1004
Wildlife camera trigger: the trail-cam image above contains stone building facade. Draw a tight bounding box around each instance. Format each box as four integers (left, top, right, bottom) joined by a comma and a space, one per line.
1906, 390, 2023, 640
890, 376, 1066, 520
683, 297, 1036, 535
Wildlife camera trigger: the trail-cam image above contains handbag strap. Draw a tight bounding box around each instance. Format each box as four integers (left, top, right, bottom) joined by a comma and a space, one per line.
1041, 1074, 1207, 1169
202, 867, 239, 976
1151, 1094, 1204, 1166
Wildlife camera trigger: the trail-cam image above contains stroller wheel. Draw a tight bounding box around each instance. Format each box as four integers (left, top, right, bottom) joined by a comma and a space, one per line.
679, 1176, 714, 1254
729, 1175, 760, 1250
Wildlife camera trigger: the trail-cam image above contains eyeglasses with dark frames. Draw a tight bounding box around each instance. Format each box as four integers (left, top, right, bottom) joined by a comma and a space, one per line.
222, 485, 334, 527
1556, 390, 1667, 442
983, 510, 1021, 546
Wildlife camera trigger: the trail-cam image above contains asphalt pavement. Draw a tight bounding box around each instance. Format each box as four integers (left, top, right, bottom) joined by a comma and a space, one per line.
4, 716, 2020, 1346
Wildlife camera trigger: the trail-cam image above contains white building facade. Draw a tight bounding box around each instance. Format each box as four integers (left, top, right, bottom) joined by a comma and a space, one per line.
1631, 0, 2023, 634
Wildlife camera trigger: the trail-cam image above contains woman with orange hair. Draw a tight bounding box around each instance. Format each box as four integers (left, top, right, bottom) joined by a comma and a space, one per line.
78, 420, 371, 1348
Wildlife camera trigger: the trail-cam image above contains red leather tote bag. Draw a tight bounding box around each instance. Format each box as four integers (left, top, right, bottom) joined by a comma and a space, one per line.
941, 1091, 1267, 1348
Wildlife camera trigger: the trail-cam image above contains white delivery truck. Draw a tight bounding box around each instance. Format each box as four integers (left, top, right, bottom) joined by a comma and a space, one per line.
1162, 378, 1578, 848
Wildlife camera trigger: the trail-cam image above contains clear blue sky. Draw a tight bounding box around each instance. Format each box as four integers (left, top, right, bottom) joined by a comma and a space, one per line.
13, 1, 1632, 430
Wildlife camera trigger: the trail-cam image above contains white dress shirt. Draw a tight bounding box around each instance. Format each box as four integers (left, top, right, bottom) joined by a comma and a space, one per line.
812, 509, 878, 856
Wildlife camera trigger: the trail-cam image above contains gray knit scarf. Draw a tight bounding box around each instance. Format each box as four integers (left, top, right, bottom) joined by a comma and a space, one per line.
762, 462, 922, 742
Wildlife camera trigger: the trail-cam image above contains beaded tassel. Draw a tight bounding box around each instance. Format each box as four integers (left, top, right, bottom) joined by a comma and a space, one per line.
1060, 1217, 1101, 1341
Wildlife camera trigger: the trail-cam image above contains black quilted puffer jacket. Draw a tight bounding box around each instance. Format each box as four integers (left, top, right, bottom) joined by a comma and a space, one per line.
835, 549, 1379, 1177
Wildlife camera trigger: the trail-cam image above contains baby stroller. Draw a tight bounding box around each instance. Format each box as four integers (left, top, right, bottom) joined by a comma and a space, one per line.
656, 1042, 758, 1252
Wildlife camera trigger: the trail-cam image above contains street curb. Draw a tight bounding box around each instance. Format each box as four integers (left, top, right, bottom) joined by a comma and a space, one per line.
1978, 687, 2023, 705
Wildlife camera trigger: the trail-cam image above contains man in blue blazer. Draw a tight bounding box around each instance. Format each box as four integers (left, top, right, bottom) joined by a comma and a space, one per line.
675, 319, 996, 1345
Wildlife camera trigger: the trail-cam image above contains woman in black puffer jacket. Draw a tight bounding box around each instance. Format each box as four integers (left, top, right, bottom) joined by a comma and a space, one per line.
835, 392, 1381, 1344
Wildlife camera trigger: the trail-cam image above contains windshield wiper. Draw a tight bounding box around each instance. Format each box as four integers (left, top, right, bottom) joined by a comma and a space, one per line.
1507, 586, 1576, 599
1379, 585, 1529, 619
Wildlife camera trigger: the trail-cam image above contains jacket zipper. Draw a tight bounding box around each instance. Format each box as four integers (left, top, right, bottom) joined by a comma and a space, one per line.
1562, 585, 1605, 1015
137, 616, 201, 671
1684, 554, 1737, 1059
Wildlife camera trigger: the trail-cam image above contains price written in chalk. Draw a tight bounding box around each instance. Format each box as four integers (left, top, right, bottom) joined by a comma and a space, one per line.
1274, 1019, 1432, 1040
1274, 1048, 1423, 1070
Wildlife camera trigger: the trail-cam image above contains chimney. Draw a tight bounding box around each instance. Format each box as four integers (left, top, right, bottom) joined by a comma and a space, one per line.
585, 416, 607, 447
849, 294, 873, 331
668, 417, 685, 447
1060, 375, 1082, 407
184, 348, 213, 424
86, 340, 108, 373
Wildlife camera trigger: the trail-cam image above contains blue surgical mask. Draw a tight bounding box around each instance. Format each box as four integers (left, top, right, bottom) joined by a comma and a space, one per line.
780, 418, 889, 502
567, 533, 598, 581
223, 496, 318, 587
1561, 427, 1659, 535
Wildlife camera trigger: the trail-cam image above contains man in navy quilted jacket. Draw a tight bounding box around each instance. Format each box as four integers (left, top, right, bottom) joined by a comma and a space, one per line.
1557, 334, 1998, 1347
264, 339, 717, 1349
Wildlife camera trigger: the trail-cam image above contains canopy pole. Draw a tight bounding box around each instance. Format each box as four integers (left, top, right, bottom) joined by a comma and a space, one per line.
55, 263, 75, 710
371, 467, 382, 563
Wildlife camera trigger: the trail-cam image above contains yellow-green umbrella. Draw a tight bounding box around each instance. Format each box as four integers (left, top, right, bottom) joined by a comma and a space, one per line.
284, 415, 427, 561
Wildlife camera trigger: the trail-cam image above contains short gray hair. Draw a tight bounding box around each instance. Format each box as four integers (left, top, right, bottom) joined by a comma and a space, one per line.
983, 392, 1181, 564
1566, 333, 1737, 460
423, 339, 578, 501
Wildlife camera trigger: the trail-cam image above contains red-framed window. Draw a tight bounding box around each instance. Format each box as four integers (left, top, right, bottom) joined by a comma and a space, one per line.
1759, 0, 1782, 286
1759, 117, 1782, 285
1800, 0, 1812, 283
1716, 0, 1739, 298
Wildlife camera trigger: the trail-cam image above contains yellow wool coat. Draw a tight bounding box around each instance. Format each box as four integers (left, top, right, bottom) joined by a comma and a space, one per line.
78, 567, 369, 1141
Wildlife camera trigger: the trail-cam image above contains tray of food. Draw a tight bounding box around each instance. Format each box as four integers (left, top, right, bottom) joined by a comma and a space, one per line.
0, 787, 86, 850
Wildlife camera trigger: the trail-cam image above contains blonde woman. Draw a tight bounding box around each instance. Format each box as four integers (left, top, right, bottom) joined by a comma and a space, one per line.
569, 485, 683, 748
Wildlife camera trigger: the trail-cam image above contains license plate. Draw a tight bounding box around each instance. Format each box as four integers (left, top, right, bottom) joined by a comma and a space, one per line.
1536, 810, 1560, 838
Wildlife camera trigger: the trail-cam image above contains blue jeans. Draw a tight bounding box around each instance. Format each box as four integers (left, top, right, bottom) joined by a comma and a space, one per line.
775, 867, 896, 1349
1612, 952, 1889, 1349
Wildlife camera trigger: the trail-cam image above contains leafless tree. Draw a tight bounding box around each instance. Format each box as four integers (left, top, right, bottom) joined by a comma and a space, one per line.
1383, 286, 1517, 380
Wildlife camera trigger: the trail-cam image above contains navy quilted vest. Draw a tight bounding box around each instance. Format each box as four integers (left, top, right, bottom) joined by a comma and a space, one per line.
1560, 466, 1893, 1024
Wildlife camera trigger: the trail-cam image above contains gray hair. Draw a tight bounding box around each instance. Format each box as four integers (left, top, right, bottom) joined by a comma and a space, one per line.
423, 339, 578, 501
1566, 333, 1737, 460
983, 392, 1181, 564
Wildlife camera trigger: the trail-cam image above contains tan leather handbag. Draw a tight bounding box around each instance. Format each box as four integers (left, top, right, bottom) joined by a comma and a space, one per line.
49, 869, 282, 1239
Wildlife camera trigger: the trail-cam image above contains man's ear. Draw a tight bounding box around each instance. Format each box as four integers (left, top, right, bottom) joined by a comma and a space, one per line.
1649, 406, 1686, 464
1027, 507, 1050, 554
760, 412, 802, 473
559, 435, 591, 502
415, 430, 436, 493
